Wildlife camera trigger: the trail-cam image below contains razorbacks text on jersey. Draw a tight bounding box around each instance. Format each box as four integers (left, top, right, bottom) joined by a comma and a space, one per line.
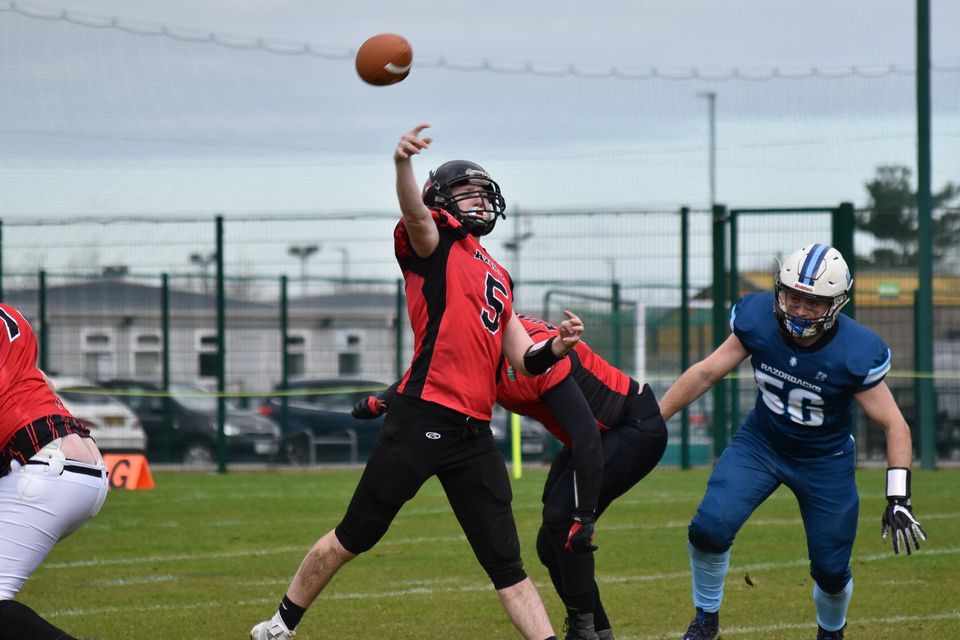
394, 209, 513, 420
732, 292, 890, 457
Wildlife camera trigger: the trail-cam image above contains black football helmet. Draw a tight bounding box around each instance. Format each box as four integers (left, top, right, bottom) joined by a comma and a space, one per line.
421, 160, 506, 236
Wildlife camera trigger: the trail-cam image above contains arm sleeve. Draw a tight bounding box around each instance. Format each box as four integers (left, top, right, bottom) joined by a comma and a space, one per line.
542, 376, 603, 515
378, 380, 401, 406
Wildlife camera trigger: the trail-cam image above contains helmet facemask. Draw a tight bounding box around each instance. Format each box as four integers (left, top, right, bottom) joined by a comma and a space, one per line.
773, 244, 852, 339
422, 161, 506, 237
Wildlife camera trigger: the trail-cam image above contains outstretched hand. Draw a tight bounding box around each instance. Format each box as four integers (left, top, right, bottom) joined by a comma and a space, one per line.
555, 310, 584, 355
881, 499, 926, 555
394, 124, 432, 163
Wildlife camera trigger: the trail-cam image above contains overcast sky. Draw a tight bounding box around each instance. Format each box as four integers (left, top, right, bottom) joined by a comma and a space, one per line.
0, 0, 958, 288
1, 0, 957, 218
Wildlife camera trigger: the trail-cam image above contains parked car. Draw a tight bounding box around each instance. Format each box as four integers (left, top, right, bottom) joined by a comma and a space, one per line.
48, 376, 148, 453
490, 405, 552, 463
98, 379, 281, 465
259, 377, 554, 465
259, 378, 389, 464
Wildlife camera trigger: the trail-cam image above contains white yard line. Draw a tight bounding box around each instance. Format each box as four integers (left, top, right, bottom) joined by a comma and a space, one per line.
621, 610, 960, 639
48, 545, 960, 620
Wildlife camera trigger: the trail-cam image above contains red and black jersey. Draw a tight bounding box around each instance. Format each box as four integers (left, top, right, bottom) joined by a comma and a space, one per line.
395, 209, 513, 420
496, 314, 636, 446
0, 304, 87, 474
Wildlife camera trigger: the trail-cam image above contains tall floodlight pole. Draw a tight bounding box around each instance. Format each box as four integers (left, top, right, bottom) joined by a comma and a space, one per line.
288, 244, 320, 296
698, 91, 717, 206
190, 252, 216, 294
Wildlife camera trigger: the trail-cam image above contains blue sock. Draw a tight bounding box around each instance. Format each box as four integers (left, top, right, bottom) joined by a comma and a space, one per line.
814, 579, 853, 631
688, 541, 730, 613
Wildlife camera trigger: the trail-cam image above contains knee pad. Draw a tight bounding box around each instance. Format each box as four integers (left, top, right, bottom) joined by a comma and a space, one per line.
647, 415, 668, 447
688, 520, 732, 554
536, 525, 556, 569
488, 559, 527, 591
542, 498, 571, 528
811, 565, 852, 594
478, 508, 527, 590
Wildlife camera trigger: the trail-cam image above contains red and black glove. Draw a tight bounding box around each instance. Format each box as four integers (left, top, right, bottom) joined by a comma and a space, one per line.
351, 395, 387, 419
564, 513, 598, 554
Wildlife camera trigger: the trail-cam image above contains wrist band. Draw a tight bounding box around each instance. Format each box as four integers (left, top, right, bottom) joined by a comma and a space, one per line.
524, 336, 564, 375
886, 467, 910, 499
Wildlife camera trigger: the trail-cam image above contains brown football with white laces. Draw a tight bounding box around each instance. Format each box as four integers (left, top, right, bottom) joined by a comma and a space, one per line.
355, 33, 412, 86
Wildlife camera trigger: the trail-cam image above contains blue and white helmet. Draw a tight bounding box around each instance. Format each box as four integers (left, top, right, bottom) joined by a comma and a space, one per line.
774, 243, 852, 338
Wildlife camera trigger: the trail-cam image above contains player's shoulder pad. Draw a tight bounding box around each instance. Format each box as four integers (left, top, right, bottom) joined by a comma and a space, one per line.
730, 292, 773, 336
434, 208, 469, 235
836, 315, 891, 387
394, 210, 464, 260
518, 313, 558, 337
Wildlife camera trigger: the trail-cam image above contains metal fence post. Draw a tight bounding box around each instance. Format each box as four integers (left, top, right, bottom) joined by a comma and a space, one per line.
680, 207, 691, 469
280, 275, 290, 441
215, 216, 227, 473
161, 273, 173, 462
728, 209, 740, 434
711, 204, 729, 458
833, 201, 856, 319
395, 278, 405, 379
611, 281, 622, 369
39, 270, 48, 372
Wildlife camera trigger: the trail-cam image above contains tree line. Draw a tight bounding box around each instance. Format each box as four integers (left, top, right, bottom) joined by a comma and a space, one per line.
858, 165, 959, 270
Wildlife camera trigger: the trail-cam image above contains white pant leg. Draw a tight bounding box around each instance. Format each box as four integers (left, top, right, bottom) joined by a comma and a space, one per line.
0, 458, 108, 600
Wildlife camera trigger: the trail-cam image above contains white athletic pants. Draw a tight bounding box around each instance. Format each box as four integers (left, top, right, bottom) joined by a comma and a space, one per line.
0, 449, 108, 600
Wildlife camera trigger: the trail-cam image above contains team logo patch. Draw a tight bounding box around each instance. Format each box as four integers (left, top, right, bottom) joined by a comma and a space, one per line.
425, 432, 441, 440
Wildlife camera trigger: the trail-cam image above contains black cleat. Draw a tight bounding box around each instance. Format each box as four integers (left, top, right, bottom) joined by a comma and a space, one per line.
817, 624, 845, 639
682, 610, 720, 640
563, 612, 600, 640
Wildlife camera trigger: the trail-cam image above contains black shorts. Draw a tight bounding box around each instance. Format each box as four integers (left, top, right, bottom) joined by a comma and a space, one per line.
335, 394, 527, 589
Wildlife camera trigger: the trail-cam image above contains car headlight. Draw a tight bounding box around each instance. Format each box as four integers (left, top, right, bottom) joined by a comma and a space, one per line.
223, 422, 241, 437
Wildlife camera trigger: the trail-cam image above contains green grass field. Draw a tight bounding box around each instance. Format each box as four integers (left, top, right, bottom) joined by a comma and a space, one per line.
24, 466, 959, 639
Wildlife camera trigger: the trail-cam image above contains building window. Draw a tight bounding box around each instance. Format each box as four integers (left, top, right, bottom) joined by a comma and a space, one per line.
132, 332, 162, 379
197, 333, 219, 379
286, 333, 307, 377
338, 352, 360, 376
81, 329, 115, 380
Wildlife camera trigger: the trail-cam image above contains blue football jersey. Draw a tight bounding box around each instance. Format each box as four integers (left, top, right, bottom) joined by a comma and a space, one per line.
731, 292, 891, 457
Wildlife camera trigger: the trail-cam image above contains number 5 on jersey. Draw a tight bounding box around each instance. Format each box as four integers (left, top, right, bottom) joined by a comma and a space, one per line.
481, 273, 508, 333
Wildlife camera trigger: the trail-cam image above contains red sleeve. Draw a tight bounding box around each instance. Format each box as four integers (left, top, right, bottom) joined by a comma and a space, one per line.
533, 356, 572, 395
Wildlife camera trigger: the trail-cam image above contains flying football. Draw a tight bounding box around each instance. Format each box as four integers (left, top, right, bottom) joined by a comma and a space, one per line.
355, 33, 412, 86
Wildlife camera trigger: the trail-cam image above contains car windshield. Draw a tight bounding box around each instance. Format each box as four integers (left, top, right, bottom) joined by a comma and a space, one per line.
58, 389, 115, 405
285, 382, 386, 410
169, 384, 236, 413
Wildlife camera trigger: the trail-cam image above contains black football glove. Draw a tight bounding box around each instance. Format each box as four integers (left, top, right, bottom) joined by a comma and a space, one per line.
881, 467, 927, 555
564, 513, 598, 554
351, 395, 387, 420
